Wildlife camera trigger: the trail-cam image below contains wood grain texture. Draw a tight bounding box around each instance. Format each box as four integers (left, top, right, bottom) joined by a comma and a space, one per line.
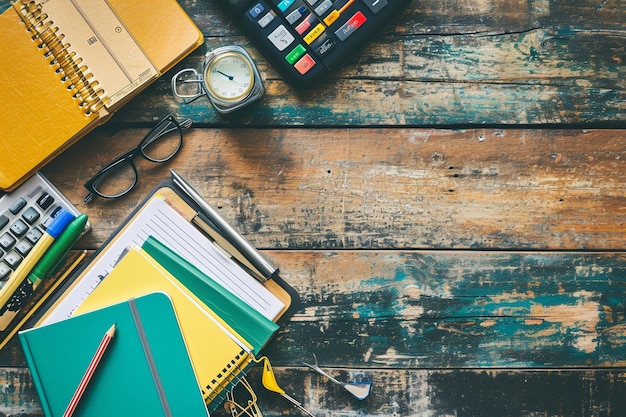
0, 0, 625, 415
239, 368, 626, 417
262, 251, 626, 368
0, 368, 41, 416
40, 127, 626, 251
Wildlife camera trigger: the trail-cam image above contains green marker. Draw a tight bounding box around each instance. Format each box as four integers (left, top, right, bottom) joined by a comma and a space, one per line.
0, 213, 88, 332
28, 213, 89, 289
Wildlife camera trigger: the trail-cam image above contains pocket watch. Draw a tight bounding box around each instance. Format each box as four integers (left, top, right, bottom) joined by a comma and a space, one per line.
171, 45, 264, 114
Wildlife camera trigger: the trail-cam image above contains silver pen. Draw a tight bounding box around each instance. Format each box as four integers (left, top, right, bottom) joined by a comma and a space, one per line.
170, 169, 277, 282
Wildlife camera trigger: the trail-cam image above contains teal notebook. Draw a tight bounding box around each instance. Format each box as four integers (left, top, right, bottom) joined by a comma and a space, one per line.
142, 235, 279, 355
19, 292, 209, 417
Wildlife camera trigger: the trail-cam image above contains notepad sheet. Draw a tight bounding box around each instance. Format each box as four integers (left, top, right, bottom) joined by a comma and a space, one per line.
43, 196, 285, 324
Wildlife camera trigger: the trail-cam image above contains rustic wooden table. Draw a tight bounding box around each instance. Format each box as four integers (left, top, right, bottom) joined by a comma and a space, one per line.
1, 0, 625, 416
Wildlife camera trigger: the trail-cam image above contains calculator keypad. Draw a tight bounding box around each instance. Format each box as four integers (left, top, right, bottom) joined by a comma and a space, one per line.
237, 0, 410, 86
0, 173, 83, 287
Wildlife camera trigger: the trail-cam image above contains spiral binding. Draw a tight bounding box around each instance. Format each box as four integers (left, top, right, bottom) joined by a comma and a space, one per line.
12, 0, 105, 115
204, 350, 253, 413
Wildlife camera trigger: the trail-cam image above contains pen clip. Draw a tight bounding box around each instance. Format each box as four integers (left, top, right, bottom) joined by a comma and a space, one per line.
171, 169, 277, 282
192, 213, 269, 283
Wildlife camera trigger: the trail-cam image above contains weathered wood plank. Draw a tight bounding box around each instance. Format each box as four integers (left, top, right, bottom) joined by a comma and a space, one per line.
2, 250, 624, 369
1, 367, 625, 417
112, 15, 626, 126
117, 29, 626, 126
262, 250, 626, 369
41, 127, 626, 251
2, 0, 623, 125
247, 368, 626, 417
0, 368, 40, 416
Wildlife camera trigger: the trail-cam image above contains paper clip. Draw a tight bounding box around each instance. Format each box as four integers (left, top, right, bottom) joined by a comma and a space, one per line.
302, 354, 372, 400
223, 376, 263, 417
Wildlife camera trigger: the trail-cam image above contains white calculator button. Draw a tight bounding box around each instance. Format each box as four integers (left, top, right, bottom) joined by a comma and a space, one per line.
268, 25, 296, 51
286, 6, 307, 25
314, 0, 332, 15
258, 10, 276, 28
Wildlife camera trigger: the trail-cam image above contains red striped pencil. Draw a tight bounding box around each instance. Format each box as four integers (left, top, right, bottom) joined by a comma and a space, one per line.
62, 324, 116, 417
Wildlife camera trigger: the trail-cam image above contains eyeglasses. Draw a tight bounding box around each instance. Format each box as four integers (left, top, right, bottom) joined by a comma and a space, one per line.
84, 115, 191, 203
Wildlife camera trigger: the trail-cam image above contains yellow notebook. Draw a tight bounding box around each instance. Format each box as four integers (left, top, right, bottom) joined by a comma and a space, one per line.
73, 247, 253, 407
0, 0, 203, 191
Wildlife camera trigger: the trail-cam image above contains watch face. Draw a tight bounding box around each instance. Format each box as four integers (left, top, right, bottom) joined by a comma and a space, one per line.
205, 52, 255, 102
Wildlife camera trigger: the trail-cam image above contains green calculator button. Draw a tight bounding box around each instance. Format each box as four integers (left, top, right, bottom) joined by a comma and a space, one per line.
286, 44, 306, 65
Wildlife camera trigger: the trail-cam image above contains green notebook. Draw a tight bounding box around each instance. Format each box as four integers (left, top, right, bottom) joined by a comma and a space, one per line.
142, 235, 279, 355
19, 292, 209, 417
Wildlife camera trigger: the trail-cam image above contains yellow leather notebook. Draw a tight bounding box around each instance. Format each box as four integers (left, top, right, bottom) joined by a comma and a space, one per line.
0, 0, 203, 191
73, 247, 254, 407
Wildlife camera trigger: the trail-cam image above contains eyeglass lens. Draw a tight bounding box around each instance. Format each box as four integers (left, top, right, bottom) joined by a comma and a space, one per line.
88, 117, 184, 199
141, 118, 183, 162
90, 160, 138, 199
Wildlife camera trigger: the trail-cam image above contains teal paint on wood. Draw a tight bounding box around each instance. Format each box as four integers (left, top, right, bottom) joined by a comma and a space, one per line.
0, 368, 42, 413
243, 368, 626, 417
264, 252, 626, 369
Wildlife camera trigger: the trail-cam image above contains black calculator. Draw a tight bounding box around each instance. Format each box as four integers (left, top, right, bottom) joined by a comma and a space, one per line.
225, 0, 412, 87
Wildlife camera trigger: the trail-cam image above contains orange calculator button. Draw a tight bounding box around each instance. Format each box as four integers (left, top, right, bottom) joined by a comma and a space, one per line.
324, 10, 340, 26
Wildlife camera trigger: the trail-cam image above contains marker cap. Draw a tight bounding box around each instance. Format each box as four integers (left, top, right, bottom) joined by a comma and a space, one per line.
46, 210, 75, 238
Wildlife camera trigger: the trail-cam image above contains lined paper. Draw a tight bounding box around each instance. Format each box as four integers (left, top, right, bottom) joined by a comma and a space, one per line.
43, 196, 284, 324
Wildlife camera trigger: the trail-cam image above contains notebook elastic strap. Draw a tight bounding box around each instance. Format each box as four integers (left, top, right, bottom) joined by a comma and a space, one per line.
129, 298, 173, 417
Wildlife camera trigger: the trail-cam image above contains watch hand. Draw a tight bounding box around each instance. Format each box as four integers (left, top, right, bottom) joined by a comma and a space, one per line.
217, 70, 248, 88
227, 78, 248, 89
217, 70, 234, 80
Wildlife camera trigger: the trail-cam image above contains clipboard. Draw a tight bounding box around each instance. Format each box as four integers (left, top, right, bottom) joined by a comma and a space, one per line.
31, 174, 299, 329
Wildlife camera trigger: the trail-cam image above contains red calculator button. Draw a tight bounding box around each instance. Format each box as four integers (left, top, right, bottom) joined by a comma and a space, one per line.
335, 11, 367, 41
294, 54, 316, 75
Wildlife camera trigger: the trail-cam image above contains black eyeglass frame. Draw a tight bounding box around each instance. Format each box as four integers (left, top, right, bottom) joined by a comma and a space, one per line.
83, 115, 190, 203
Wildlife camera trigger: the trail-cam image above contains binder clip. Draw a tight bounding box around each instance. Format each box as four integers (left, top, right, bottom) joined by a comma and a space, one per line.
255, 356, 315, 417
303, 354, 372, 400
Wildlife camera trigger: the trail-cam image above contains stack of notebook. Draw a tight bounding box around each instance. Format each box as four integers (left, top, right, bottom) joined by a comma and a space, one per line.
18, 174, 298, 417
